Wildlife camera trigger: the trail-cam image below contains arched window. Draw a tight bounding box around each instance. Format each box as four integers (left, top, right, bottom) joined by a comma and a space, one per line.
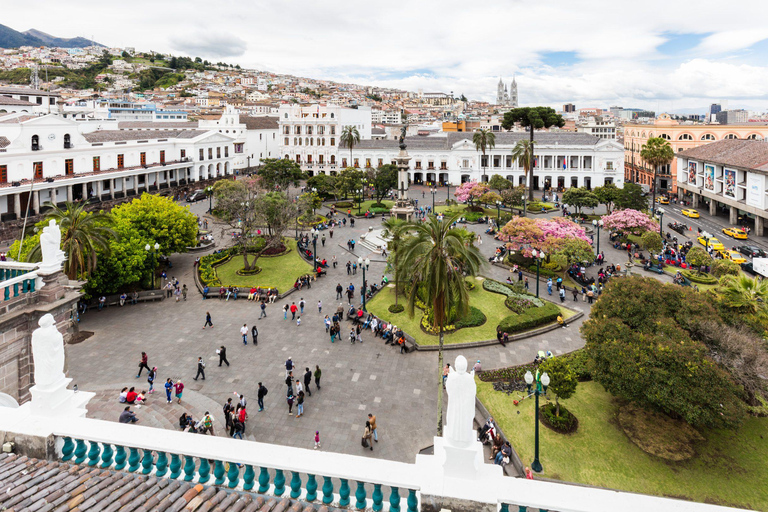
64, 133, 71, 148
700, 133, 715, 141
31, 134, 39, 150
659, 133, 671, 140
330, 155, 336, 164
724, 133, 738, 139
747, 134, 761, 140
678, 133, 693, 141
641, 132, 646, 137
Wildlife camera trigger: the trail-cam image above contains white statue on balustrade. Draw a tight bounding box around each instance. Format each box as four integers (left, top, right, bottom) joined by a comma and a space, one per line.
444, 355, 476, 448
31, 313, 66, 391
38, 219, 66, 274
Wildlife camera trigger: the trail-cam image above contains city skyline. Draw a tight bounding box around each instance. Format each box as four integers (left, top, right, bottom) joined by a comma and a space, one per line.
3, 0, 768, 111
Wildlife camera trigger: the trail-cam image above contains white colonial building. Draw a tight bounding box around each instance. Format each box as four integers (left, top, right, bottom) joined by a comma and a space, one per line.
278, 104, 372, 176
0, 112, 236, 220
351, 132, 624, 189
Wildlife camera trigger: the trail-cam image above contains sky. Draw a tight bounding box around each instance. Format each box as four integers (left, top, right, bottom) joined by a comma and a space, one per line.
4, 0, 768, 113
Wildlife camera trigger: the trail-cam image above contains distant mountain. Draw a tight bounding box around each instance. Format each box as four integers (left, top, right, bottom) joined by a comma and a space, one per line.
23, 29, 102, 48
0, 23, 102, 48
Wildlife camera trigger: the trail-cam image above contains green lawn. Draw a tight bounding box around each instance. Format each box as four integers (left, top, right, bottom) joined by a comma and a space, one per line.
214, 239, 313, 291
477, 379, 768, 510
367, 278, 571, 346
354, 199, 394, 213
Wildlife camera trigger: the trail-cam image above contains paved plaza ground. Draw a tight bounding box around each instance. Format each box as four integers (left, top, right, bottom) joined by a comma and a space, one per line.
66, 187, 605, 463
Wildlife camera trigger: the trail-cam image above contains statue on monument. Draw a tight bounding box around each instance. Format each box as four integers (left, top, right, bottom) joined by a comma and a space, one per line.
39, 219, 65, 273
31, 313, 66, 391
444, 355, 476, 447
399, 125, 407, 150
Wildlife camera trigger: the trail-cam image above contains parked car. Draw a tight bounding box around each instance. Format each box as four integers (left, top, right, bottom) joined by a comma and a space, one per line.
655, 197, 669, 204
738, 245, 766, 258
681, 209, 700, 218
722, 227, 748, 240
697, 236, 724, 251
187, 190, 208, 202
719, 250, 747, 264
741, 261, 756, 275
668, 222, 687, 234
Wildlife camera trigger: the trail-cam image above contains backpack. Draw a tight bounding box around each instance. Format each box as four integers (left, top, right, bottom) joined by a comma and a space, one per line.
262, 386, 268, 396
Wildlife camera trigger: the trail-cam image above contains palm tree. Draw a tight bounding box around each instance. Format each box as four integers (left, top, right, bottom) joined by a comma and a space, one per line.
640, 137, 675, 208
472, 129, 495, 183
340, 125, 361, 166
399, 214, 484, 435
720, 275, 768, 314
381, 217, 410, 306
511, 139, 536, 208
28, 202, 117, 279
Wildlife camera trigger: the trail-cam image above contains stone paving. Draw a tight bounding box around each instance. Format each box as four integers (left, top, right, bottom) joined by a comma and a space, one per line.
64, 188, 608, 464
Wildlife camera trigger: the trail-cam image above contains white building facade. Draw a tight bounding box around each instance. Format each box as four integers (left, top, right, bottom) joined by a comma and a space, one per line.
0, 113, 235, 220
351, 132, 624, 189
278, 104, 371, 176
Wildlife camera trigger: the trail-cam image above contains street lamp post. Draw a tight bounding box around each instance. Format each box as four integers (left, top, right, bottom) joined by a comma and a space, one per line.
657, 207, 665, 238
311, 187, 318, 218
591, 219, 604, 258
357, 188, 363, 215
524, 370, 551, 474
446, 182, 451, 204
311, 229, 318, 272
531, 249, 546, 299
522, 192, 527, 218
496, 200, 502, 227
431, 187, 437, 213
358, 256, 371, 311
206, 186, 213, 213
144, 242, 160, 290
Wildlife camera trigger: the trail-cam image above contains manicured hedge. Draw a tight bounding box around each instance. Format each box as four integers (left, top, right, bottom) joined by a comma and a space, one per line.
497, 301, 560, 334
681, 269, 718, 284
334, 201, 353, 208
454, 306, 486, 328
478, 362, 539, 382
198, 249, 234, 286
388, 303, 405, 314
540, 403, 578, 434
371, 207, 390, 214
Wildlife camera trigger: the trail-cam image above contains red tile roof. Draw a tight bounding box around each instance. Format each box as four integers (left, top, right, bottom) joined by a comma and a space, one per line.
677, 139, 768, 172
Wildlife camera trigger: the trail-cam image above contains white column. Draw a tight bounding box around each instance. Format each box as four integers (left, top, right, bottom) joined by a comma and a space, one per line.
96, 180, 103, 198
134, 175, 139, 195
66, 185, 73, 202
111, 180, 116, 199
13, 193, 21, 218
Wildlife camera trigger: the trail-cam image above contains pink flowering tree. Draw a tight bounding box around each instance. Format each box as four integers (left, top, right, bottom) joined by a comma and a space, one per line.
601, 209, 658, 235
500, 216, 591, 259
453, 181, 488, 209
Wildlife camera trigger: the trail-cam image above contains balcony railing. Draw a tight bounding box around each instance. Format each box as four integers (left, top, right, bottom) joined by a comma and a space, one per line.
0, 262, 42, 301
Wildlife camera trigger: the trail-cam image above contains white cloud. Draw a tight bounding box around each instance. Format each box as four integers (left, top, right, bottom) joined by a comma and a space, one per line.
3, 0, 768, 109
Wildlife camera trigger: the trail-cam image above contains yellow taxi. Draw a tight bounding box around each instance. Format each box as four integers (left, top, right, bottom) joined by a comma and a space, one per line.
681, 209, 700, 218
722, 227, 748, 240
720, 250, 747, 264
697, 236, 725, 251
655, 197, 669, 204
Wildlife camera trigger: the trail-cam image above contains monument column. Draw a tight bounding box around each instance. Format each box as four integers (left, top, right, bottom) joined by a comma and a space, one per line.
390, 126, 416, 221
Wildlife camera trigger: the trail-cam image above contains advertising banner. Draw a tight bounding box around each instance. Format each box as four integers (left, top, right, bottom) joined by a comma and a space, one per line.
687, 161, 697, 184
724, 168, 736, 198
704, 164, 715, 190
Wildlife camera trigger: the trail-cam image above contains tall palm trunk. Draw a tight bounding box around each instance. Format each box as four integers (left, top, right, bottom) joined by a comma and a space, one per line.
528, 129, 535, 201
651, 165, 658, 209
436, 327, 445, 436
393, 249, 399, 306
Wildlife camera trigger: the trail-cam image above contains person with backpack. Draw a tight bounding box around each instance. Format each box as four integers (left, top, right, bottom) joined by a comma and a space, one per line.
200, 412, 215, 436
303, 368, 312, 396
147, 367, 157, 394
257, 382, 268, 411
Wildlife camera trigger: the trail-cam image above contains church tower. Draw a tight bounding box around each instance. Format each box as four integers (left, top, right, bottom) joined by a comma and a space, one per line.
496, 77, 506, 105
510, 75, 518, 108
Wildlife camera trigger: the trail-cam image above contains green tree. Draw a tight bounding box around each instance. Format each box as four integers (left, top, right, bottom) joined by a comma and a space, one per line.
460, 94, 468, 102
613, 183, 648, 211
719, 275, 768, 314
340, 125, 361, 164
257, 158, 304, 193
335, 167, 364, 199
501, 185, 526, 208
472, 128, 496, 183
488, 174, 512, 194
306, 173, 337, 199
400, 215, 484, 435
510, 139, 536, 201
502, 107, 565, 199
551, 238, 594, 266
640, 137, 675, 207
639, 231, 663, 254
561, 187, 598, 214
368, 164, 398, 204
213, 179, 261, 270
381, 217, 410, 306
685, 246, 712, 272
479, 191, 503, 206
84, 227, 149, 297
539, 357, 578, 416
27, 202, 117, 280
111, 193, 197, 255
593, 183, 620, 213
297, 191, 322, 222
582, 276, 746, 429
711, 259, 741, 278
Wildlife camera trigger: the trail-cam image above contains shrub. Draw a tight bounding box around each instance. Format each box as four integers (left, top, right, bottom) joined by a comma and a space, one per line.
198, 249, 234, 286
483, 279, 544, 306
478, 362, 539, 382
681, 269, 718, 284
454, 306, 486, 328
540, 403, 578, 434
563, 350, 592, 381
388, 303, 405, 314
525, 264, 558, 278
371, 207, 390, 214
371, 202, 388, 209
542, 261, 562, 272
505, 294, 535, 313
334, 201, 353, 208
711, 259, 740, 278
497, 301, 560, 333
463, 211, 486, 222
236, 267, 262, 276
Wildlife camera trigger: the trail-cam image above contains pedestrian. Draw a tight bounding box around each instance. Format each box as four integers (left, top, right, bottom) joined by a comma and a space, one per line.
314, 365, 322, 389
251, 324, 258, 345
332, 255, 337, 268
259, 301, 267, 319
321, 234, 326, 247
287, 393, 294, 415
547, 278, 553, 296
336, 283, 343, 299
442, 363, 450, 388
194, 357, 206, 380
174, 379, 184, 404
257, 382, 268, 411
232, 418, 245, 439
362, 421, 373, 451
314, 430, 321, 449
572, 288, 578, 301
524, 277, 529, 290
346, 261, 351, 275
299, 298, 305, 314
296, 390, 305, 418
175, 287, 181, 302
98, 296, 106, 311
285, 357, 294, 377
218, 346, 230, 366
297, 316, 302, 327
147, 367, 156, 393
182, 284, 188, 301
283, 303, 289, 319
203, 311, 213, 329
119, 292, 127, 306
164, 378, 174, 404
317, 300, 322, 313
559, 288, 565, 303
295, 379, 304, 396
367, 413, 378, 442
200, 412, 215, 436
304, 367, 312, 396
223, 398, 234, 431
290, 302, 297, 320
136, 352, 150, 378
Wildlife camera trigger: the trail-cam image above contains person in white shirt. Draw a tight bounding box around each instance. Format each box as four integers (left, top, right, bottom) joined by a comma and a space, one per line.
240, 324, 248, 345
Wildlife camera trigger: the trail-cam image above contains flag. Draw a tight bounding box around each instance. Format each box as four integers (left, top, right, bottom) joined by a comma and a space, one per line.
563, 160, 567, 170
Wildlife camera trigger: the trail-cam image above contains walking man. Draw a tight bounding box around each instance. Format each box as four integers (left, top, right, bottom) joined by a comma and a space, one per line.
257, 382, 267, 411
136, 352, 150, 378
203, 311, 213, 329
304, 367, 312, 396
240, 324, 248, 345
285, 357, 294, 377
194, 357, 206, 380
251, 324, 258, 345
290, 302, 297, 320
368, 413, 378, 442
317, 300, 322, 314
218, 346, 230, 366
314, 365, 322, 390
259, 301, 267, 319
336, 283, 343, 300
299, 298, 305, 314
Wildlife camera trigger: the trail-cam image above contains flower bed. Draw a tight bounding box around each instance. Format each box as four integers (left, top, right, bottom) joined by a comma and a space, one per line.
388, 303, 405, 314
540, 403, 579, 434
680, 269, 718, 284
198, 249, 234, 286
478, 362, 539, 382
334, 201, 353, 208
235, 267, 262, 276
498, 302, 560, 333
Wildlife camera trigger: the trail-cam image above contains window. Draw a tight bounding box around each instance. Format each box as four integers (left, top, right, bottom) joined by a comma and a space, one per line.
298, 138, 302, 146
199, 149, 204, 160
331, 155, 336, 164
140, 152, 147, 166
606, 161, 614, 170
354, 159, 359, 168
678, 134, 693, 141
462, 159, 469, 168
415, 161, 422, 169
481, 156, 488, 168
284, 137, 290, 145
440, 161, 447, 170
117, 154, 124, 168
505, 156, 512, 167
34, 161, 43, 179
225, 146, 229, 157
342, 158, 347, 167
366, 159, 372, 168
318, 126, 324, 135
160, 150, 165, 164
180, 149, 186, 159
330, 138, 335, 146
378, 159, 383, 167
659, 133, 671, 140
295, 126, 301, 135
217, 147, 221, 159
330, 126, 336, 135
307, 155, 313, 164
295, 155, 301, 163
0, 165, 6, 183
747, 134, 761, 140
64, 133, 71, 149
284, 126, 290, 135
319, 155, 324, 164
307, 126, 313, 135
235, 143, 243, 154
428, 161, 435, 169
724, 134, 738, 139
208, 148, 213, 159
65, 159, 73, 175
31, 134, 40, 150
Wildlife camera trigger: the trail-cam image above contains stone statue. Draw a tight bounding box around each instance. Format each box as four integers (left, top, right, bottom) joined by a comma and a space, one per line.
38, 219, 65, 273
31, 314, 66, 391
444, 355, 476, 447
399, 125, 407, 150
